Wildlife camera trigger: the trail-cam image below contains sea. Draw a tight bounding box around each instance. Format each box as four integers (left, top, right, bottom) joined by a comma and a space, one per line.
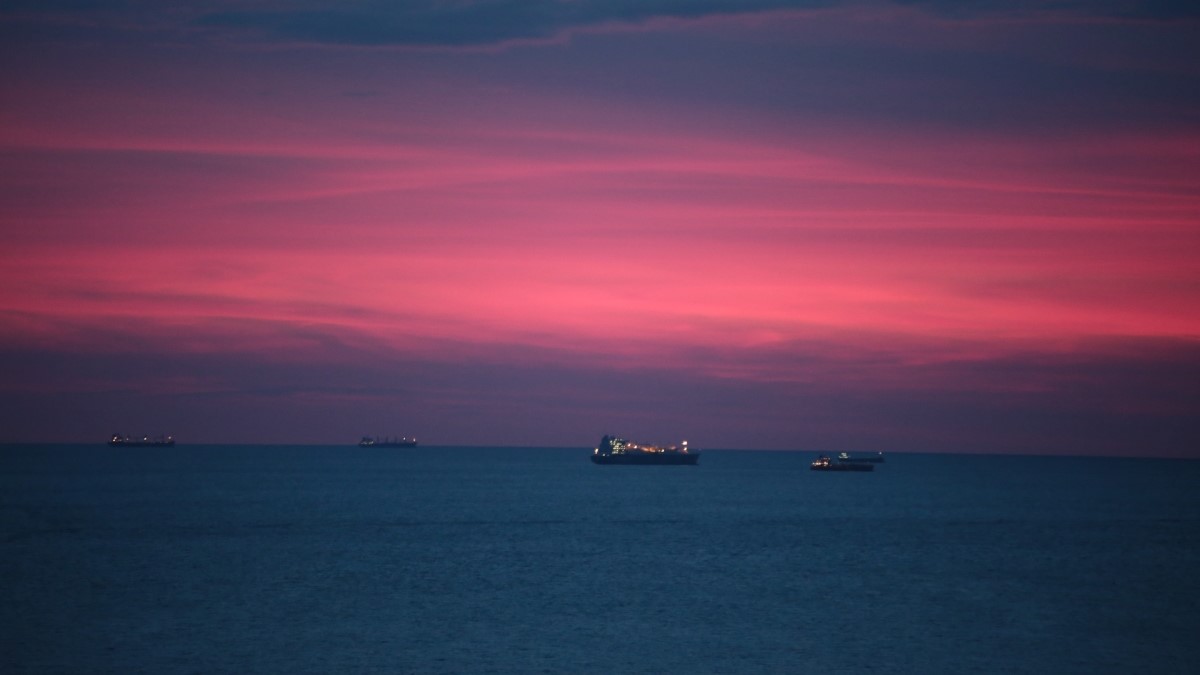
2, 445, 1198, 674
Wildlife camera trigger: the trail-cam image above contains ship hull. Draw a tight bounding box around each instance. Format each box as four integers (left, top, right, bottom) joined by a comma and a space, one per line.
591, 452, 699, 465
811, 462, 873, 472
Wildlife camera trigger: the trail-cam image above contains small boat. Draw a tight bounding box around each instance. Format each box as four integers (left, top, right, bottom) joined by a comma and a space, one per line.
591, 435, 699, 465
811, 454, 873, 471
358, 436, 417, 448
108, 433, 175, 447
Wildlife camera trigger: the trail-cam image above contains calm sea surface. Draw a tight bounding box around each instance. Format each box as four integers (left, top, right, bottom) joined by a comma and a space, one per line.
2, 445, 1198, 674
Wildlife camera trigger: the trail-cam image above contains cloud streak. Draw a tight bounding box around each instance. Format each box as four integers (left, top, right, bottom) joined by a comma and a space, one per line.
7, 1, 1200, 49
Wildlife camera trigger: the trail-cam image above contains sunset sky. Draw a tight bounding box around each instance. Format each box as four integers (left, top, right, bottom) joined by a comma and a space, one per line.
2, 1, 1197, 455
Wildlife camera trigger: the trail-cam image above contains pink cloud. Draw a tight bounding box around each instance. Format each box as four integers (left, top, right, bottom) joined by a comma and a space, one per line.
2, 17, 1197, 413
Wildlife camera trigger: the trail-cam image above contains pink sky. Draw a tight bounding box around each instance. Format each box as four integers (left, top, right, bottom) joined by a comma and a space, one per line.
1, 2, 1198, 454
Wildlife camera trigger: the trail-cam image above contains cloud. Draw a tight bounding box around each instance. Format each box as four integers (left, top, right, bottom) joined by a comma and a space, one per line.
188, 0, 826, 47
7, 1, 1196, 50
193, 1, 1200, 50
894, 0, 1200, 21
2, 0, 1197, 455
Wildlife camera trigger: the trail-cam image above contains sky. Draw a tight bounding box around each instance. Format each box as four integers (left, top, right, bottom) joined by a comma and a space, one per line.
1, 0, 1198, 456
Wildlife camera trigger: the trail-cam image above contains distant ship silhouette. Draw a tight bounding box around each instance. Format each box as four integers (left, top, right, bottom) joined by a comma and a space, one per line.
108, 433, 175, 447
358, 436, 417, 448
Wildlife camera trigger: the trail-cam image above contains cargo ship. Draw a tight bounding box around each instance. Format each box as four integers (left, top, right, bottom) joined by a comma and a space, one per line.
358, 436, 418, 448
591, 435, 699, 465
811, 454, 873, 471
108, 433, 175, 447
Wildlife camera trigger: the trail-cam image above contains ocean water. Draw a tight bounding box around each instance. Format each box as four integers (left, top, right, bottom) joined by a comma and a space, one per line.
2, 445, 1198, 674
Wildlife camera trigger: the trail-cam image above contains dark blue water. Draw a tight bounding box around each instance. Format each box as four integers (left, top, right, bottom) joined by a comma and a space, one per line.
2, 446, 1198, 673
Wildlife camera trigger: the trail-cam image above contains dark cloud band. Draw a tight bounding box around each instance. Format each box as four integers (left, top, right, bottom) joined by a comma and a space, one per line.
7, 1, 1196, 48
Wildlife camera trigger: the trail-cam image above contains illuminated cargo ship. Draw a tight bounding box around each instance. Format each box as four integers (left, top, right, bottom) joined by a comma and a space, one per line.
591, 435, 699, 465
